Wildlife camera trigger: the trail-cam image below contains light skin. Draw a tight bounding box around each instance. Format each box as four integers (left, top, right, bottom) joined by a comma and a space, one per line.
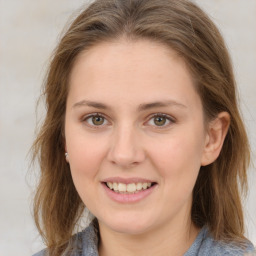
65, 39, 230, 256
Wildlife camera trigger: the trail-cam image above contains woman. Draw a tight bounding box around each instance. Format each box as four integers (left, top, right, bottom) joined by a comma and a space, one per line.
32, 0, 255, 255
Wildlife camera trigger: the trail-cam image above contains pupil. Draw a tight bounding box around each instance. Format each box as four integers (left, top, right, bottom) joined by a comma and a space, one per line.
154, 116, 166, 126
92, 116, 104, 125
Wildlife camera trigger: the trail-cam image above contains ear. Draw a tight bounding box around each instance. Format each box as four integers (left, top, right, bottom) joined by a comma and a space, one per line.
201, 112, 230, 166
64, 141, 69, 163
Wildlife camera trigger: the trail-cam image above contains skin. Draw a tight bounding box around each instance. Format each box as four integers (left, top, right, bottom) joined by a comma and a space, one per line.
65, 39, 230, 256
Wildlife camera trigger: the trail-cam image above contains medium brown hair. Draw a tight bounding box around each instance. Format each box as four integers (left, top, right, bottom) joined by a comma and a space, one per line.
32, 0, 250, 255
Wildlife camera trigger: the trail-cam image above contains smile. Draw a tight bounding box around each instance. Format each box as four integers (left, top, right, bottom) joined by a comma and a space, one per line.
101, 178, 157, 203
105, 182, 155, 193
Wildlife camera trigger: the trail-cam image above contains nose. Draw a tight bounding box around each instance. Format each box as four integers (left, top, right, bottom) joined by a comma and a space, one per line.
107, 125, 145, 168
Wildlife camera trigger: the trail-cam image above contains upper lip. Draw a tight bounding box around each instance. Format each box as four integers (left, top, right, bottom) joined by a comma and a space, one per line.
102, 177, 156, 184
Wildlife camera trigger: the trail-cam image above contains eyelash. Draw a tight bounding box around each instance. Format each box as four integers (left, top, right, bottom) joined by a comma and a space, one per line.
82, 113, 109, 128
81, 112, 175, 129
146, 113, 175, 128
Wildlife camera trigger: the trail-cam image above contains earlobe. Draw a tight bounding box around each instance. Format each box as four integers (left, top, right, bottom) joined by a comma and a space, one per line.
64, 142, 69, 163
201, 112, 230, 166
65, 152, 69, 163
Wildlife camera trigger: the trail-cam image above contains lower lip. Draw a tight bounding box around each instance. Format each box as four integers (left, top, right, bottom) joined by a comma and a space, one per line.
102, 183, 156, 203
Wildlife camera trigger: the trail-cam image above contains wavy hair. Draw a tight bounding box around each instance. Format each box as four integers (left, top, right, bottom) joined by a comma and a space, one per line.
32, 0, 250, 255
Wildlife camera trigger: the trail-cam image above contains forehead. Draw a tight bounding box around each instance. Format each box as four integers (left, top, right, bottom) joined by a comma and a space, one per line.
71, 39, 183, 79
68, 39, 200, 111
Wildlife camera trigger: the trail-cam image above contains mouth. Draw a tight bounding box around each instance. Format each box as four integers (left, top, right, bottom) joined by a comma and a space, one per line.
101, 177, 158, 203
103, 181, 157, 194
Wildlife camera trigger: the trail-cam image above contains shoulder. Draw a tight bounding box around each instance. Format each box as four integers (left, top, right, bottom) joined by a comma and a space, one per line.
32, 220, 99, 256
32, 249, 47, 256
198, 236, 255, 256
185, 226, 256, 256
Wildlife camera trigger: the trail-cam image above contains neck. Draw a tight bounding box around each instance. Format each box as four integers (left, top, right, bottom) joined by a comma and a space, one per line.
98, 218, 200, 256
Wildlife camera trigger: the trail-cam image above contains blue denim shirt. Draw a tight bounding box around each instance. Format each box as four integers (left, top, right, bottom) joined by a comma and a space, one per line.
33, 221, 255, 256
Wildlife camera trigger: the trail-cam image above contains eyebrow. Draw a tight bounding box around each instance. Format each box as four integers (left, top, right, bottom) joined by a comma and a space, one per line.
73, 100, 108, 109
72, 100, 187, 111
138, 101, 187, 111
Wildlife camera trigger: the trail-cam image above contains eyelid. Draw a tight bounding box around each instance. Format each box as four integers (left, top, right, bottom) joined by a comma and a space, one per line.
81, 112, 111, 128
81, 112, 175, 129
145, 113, 176, 128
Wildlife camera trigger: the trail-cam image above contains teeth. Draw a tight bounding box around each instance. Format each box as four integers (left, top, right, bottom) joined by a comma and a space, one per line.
113, 182, 118, 191
142, 183, 148, 190
136, 183, 142, 191
106, 182, 153, 193
127, 183, 136, 192
107, 182, 113, 190
118, 183, 126, 192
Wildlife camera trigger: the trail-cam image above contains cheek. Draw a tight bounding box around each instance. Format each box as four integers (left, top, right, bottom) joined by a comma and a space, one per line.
66, 130, 108, 190
66, 135, 109, 208
149, 131, 205, 195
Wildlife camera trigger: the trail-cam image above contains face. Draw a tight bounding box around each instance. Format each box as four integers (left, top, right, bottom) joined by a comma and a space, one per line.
65, 39, 209, 235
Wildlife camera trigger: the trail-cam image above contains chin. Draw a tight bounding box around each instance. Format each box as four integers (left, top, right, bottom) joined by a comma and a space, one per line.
99, 214, 155, 235
110, 224, 151, 235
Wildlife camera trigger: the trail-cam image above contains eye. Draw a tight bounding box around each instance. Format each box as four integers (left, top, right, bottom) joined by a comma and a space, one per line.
147, 113, 174, 127
83, 113, 109, 127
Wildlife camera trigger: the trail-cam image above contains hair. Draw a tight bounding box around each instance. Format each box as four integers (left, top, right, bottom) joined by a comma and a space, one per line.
32, 0, 250, 255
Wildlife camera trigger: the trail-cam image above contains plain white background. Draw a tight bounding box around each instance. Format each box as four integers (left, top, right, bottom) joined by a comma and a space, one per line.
0, 1, 255, 255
